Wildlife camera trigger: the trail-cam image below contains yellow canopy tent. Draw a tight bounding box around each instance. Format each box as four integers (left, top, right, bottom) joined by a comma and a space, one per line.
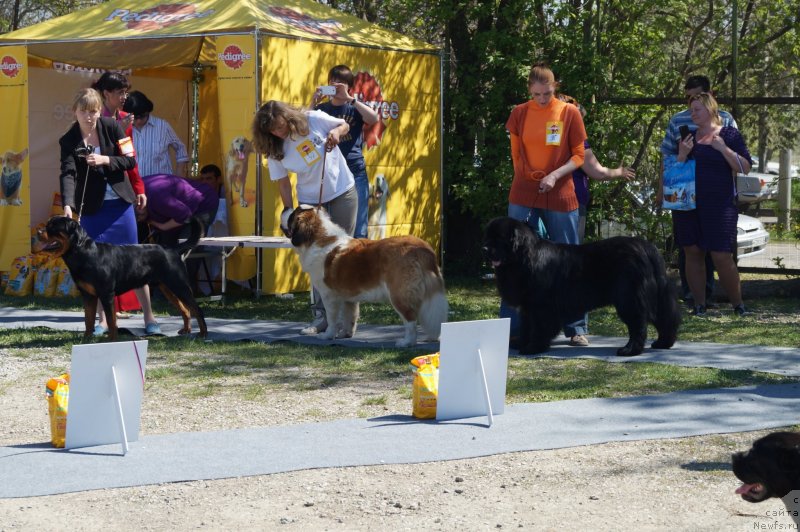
0, 0, 442, 294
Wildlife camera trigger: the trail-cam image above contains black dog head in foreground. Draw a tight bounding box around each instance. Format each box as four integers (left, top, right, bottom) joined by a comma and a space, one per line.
35, 216, 207, 341
733, 431, 800, 503
482, 216, 680, 357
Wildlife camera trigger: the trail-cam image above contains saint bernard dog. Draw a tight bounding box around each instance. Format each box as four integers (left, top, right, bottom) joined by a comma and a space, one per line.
284, 205, 448, 347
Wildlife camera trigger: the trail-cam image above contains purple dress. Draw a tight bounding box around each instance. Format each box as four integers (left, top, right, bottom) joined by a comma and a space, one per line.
673, 127, 751, 253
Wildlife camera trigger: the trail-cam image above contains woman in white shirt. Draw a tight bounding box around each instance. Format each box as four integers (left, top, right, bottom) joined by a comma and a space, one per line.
252, 100, 357, 334
253, 100, 356, 228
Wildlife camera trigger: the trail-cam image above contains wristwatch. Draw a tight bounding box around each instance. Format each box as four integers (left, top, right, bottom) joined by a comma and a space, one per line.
349, 97, 356, 105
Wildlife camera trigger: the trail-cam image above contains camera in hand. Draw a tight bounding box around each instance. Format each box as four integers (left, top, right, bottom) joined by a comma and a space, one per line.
74, 144, 93, 158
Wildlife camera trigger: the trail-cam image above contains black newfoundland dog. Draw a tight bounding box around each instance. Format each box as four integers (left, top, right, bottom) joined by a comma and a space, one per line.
733, 432, 800, 515
483, 217, 680, 356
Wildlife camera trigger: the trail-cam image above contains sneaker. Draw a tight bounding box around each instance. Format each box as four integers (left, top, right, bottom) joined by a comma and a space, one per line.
300, 315, 327, 335
144, 322, 162, 335
733, 304, 747, 316
569, 334, 589, 347
691, 305, 707, 316
93, 324, 108, 336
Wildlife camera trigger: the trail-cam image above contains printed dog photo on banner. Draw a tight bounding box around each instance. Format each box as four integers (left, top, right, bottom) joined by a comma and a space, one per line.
368, 173, 390, 239
225, 135, 254, 208
0, 148, 28, 206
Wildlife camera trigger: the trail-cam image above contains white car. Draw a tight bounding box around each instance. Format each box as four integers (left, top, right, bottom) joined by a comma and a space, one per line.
737, 171, 778, 205
736, 213, 769, 259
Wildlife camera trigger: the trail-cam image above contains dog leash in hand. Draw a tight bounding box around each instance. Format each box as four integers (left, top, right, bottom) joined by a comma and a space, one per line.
76, 144, 94, 222
316, 142, 328, 208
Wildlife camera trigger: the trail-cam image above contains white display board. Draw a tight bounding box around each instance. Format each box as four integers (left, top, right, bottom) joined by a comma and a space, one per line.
65, 340, 147, 453
436, 319, 509, 423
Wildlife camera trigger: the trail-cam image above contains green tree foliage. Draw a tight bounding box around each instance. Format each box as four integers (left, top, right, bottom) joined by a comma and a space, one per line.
0, 0, 102, 33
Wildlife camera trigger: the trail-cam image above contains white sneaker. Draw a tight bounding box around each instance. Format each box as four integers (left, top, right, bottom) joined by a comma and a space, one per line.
300, 314, 327, 335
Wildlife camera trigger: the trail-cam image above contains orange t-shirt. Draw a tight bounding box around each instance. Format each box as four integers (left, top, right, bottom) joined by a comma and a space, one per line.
506, 98, 587, 211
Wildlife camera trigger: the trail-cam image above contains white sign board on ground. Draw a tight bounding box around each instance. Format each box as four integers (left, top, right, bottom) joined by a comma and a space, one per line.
65, 340, 147, 452
436, 319, 509, 422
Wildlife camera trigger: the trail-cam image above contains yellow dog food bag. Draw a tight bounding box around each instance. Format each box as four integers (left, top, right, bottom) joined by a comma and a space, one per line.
5, 255, 34, 296
34, 259, 61, 297
54, 259, 80, 297
46, 374, 70, 448
410, 353, 439, 419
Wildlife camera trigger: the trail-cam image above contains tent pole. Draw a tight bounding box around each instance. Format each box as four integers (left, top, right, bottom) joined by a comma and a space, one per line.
254, 30, 263, 296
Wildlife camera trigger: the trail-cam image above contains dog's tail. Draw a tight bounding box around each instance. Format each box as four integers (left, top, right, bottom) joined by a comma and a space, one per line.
647, 244, 680, 349
418, 270, 449, 341
177, 217, 205, 257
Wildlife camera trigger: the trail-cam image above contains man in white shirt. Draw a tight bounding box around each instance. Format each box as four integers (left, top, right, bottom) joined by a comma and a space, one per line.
123, 90, 190, 177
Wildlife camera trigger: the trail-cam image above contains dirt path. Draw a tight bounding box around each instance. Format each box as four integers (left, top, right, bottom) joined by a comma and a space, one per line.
0, 348, 795, 530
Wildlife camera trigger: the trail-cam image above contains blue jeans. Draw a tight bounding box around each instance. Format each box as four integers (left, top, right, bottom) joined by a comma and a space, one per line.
499, 203, 588, 338
351, 165, 369, 239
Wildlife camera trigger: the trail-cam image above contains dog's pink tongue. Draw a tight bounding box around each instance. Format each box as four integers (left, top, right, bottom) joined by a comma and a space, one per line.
237, 150, 245, 160
736, 483, 758, 495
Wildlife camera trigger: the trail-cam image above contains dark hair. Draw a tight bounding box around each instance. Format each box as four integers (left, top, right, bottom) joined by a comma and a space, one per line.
122, 90, 154, 115
91, 71, 130, 93
684, 75, 712, 92
328, 65, 354, 89
200, 164, 222, 178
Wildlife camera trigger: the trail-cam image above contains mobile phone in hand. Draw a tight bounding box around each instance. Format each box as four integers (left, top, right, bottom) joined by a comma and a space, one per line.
679, 125, 691, 140
320, 85, 336, 96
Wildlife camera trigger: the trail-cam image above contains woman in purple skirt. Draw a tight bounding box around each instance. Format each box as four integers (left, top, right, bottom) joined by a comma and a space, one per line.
673, 92, 752, 316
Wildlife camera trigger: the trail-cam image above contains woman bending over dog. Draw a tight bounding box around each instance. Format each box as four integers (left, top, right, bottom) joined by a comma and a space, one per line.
252, 100, 356, 336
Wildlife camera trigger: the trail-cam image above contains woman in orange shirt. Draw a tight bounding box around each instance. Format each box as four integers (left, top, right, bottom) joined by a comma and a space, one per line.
502, 63, 589, 347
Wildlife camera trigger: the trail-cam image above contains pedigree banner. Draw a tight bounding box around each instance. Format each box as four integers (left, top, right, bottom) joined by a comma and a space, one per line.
0, 46, 31, 271
216, 35, 257, 280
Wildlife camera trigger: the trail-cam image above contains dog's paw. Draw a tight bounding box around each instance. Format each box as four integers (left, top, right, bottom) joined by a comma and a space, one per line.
650, 338, 673, 350
616, 345, 644, 357
11, 199, 21, 206
318, 330, 336, 340
239, 197, 248, 208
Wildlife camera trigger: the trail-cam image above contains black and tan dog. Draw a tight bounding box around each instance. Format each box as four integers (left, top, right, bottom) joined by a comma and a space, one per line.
36, 216, 207, 341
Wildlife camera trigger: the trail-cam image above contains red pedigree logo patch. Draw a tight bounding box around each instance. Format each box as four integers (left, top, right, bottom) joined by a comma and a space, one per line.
267, 7, 342, 40
104, 4, 214, 31
218, 45, 252, 70
0, 56, 23, 78
353, 71, 401, 150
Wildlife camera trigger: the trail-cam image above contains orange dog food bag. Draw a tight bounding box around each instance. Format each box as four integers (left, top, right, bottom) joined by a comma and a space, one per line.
410, 353, 439, 419
45, 374, 70, 448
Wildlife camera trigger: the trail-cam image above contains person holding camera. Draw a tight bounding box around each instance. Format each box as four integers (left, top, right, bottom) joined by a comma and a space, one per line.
59, 88, 161, 336
251, 99, 355, 335
311, 65, 379, 239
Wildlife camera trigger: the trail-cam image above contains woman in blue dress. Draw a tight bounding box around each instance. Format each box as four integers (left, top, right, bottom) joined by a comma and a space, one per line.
673, 92, 752, 316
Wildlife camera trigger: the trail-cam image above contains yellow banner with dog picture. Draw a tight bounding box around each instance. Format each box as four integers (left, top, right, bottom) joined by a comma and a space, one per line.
0, 45, 31, 272
257, 37, 442, 295
216, 35, 257, 281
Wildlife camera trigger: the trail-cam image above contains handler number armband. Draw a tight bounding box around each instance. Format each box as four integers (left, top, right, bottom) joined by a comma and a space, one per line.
118, 136, 136, 157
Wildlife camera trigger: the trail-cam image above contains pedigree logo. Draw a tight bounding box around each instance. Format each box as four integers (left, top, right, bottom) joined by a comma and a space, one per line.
104, 4, 214, 31
353, 71, 399, 150
267, 7, 342, 40
0, 55, 23, 78
218, 45, 251, 70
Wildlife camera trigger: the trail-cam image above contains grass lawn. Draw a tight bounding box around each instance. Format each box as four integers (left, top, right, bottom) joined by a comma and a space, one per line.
1, 272, 798, 405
